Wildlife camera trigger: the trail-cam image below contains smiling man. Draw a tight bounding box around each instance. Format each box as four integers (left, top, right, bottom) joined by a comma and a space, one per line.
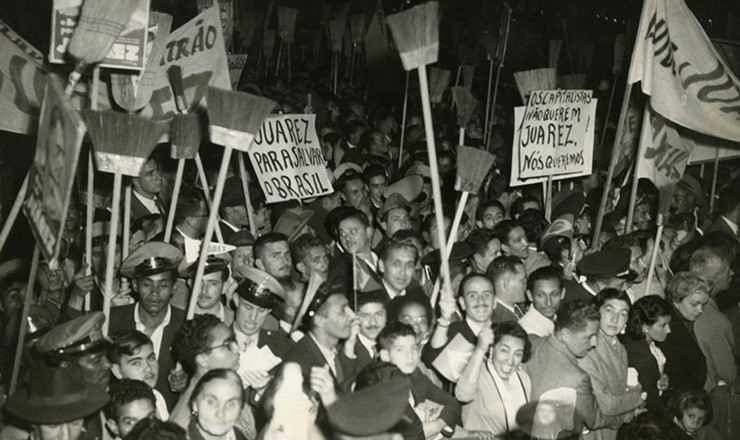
111, 242, 186, 409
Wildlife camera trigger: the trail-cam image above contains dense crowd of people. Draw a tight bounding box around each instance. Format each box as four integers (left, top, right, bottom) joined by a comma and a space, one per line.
2, 1, 740, 439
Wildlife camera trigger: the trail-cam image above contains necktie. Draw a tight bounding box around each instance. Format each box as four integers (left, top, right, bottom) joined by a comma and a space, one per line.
332, 355, 345, 384
514, 304, 525, 319
371, 344, 379, 361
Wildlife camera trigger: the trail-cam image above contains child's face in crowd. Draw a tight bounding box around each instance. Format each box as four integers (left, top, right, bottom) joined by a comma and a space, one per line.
110, 398, 156, 438
398, 303, 430, 343
381, 335, 420, 375
675, 407, 706, 434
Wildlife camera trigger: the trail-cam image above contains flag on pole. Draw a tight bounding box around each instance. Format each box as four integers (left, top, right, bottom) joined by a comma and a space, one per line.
635, 105, 695, 214
628, 0, 740, 142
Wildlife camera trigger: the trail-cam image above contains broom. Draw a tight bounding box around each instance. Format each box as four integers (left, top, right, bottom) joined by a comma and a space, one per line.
429, 67, 450, 105
452, 86, 477, 146
166, 65, 224, 243
64, 0, 140, 95
513, 68, 557, 105
262, 29, 277, 77
327, 19, 345, 94
276, 6, 299, 80
461, 65, 475, 91
188, 87, 276, 319
349, 14, 365, 86
386, 1, 452, 301
430, 146, 495, 305
110, 12, 173, 113
84, 110, 166, 335
164, 114, 202, 242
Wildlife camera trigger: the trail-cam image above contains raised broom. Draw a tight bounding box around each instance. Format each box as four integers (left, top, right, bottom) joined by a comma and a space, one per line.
189, 87, 276, 319
429, 67, 450, 105
84, 111, 166, 335
349, 14, 365, 86
262, 29, 277, 77
513, 68, 557, 105
64, 0, 140, 95
327, 19, 346, 94
164, 114, 202, 242
276, 6, 299, 81
452, 86, 477, 146
386, 1, 453, 299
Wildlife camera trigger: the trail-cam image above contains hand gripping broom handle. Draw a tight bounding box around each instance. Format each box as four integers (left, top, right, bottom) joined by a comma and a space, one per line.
188, 147, 232, 319
418, 66, 451, 299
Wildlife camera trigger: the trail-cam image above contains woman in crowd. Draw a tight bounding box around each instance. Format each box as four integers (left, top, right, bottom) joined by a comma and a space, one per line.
656, 272, 711, 395
578, 289, 644, 440
188, 369, 249, 440
621, 295, 672, 413
170, 315, 244, 432
455, 321, 531, 437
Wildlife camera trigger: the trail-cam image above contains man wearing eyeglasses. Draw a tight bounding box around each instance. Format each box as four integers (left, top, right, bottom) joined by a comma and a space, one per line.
152, 188, 209, 254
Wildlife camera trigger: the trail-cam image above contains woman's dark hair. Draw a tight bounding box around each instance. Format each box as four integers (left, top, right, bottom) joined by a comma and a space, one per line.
188, 368, 246, 412
171, 314, 223, 376
625, 295, 672, 340
593, 288, 632, 310
666, 388, 712, 425
491, 321, 532, 363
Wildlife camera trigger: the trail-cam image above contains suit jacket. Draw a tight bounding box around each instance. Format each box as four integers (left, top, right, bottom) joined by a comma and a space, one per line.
656, 307, 707, 394
526, 335, 623, 436
327, 251, 383, 295
723, 305, 740, 363
621, 337, 664, 413
256, 328, 295, 361
108, 304, 186, 409
562, 278, 596, 305
703, 217, 737, 240
219, 220, 241, 244
130, 192, 165, 220
283, 333, 357, 393
491, 302, 523, 324
409, 369, 462, 429
353, 338, 375, 373
694, 297, 737, 390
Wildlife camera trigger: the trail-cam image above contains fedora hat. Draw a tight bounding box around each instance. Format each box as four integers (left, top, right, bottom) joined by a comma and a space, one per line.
5, 365, 108, 424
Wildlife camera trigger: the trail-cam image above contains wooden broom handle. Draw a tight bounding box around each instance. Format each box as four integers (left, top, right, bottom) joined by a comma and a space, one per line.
399, 71, 410, 169
84, 154, 94, 311
417, 66, 451, 299
194, 153, 225, 243
237, 152, 258, 237
103, 172, 122, 336
164, 159, 185, 242
188, 147, 232, 319
123, 184, 131, 258
9, 246, 40, 394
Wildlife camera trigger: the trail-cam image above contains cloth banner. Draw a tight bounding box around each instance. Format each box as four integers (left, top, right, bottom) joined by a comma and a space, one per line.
628, 0, 740, 143
514, 90, 596, 180
612, 92, 644, 179
248, 114, 334, 203
635, 105, 695, 214
23, 77, 86, 265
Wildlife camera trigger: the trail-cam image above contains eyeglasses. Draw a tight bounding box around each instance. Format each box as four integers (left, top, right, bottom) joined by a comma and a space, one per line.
400, 315, 427, 325
201, 335, 238, 354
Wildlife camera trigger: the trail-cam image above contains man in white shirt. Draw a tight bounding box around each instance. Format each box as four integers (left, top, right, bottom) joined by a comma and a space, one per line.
519, 266, 565, 338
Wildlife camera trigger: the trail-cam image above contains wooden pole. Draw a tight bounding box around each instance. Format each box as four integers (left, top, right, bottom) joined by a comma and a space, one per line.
9, 246, 40, 395
398, 71, 410, 169
164, 159, 185, 242
237, 152, 258, 237
600, 74, 618, 147
0, 173, 29, 255
592, 82, 633, 249
352, 250, 358, 312
625, 160, 640, 234
710, 148, 720, 213
545, 175, 553, 222
103, 172, 122, 336
275, 40, 284, 77
350, 44, 356, 86
483, 58, 494, 144
458, 127, 465, 146
84, 154, 94, 312
485, 65, 503, 152
123, 184, 131, 258
418, 65, 451, 299
644, 213, 663, 297
188, 148, 232, 319
194, 154, 224, 243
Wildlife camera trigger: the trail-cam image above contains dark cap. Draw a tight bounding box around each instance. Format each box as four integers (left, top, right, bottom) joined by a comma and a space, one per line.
35, 312, 111, 357
220, 176, 247, 208
87, 221, 122, 248
552, 192, 585, 221
378, 192, 411, 219
577, 248, 636, 280
300, 281, 344, 328
235, 267, 285, 309
185, 255, 229, 278
227, 230, 256, 248
120, 241, 183, 279
677, 174, 705, 206
421, 242, 473, 268
327, 376, 411, 436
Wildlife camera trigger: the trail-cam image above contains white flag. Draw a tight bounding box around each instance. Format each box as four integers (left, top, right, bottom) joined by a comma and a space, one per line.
628, 0, 740, 142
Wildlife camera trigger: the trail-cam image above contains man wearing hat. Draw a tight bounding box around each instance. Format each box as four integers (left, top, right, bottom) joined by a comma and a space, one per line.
186, 256, 234, 325
3, 364, 109, 440
374, 193, 413, 253
227, 230, 256, 280
32, 312, 113, 439
669, 174, 706, 218
561, 248, 636, 305
111, 242, 186, 409
218, 176, 252, 243
283, 285, 359, 392
232, 267, 294, 393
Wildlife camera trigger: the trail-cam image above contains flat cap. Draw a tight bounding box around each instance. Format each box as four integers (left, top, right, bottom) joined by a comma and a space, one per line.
35, 311, 111, 356
236, 267, 285, 309
120, 241, 183, 279
227, 230, 256, 247
577, 248, 635, 280
378, 192, 411, 219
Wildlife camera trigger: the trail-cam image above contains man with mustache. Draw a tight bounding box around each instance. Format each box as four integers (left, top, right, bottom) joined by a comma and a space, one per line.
353, 291, 388, 371
110, 242, 186, 410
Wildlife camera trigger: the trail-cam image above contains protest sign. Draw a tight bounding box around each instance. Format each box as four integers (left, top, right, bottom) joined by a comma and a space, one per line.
23, 78, 86, 265
227, 54, 247, 90
0, 20, 48, 135
687, 134, 740, 165
514, 90, 596, 180
50, 0, 150, 70
248, 114, 334, 203
509, 106, 593, 187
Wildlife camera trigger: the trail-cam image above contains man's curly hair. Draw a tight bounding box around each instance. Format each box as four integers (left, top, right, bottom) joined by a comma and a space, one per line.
171, 314, 221, 375
104, 379, 155, 420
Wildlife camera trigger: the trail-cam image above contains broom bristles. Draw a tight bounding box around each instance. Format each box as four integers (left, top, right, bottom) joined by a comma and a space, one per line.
386, 1, 439, 70
277, 7, 299, 43
68, 0, 140, 63
327, 20, 345, 53
171, 114, 202, 159
455, 146, 495, 194
166, 65, 189, 113
514, 68, 557, 104
429, 68, 450, 104
452, 86, 478, 127
350, 14, 365, 44
262, 29, 277, 58
84, 111, 166, 176
206, 87, 277, 150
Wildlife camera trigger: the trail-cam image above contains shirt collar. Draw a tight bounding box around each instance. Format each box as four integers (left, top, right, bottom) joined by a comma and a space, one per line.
496, 299, 517, 315
722, 216, 739, 235
382, 279, 405, 299
465, 317, 488, 336
310, 333, 337, 363
134, 302, 171, 328
357, 333, 376, 353
222, 219, 240, 232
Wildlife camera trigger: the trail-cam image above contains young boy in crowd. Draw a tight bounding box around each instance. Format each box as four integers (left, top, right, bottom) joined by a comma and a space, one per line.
378, 322, 461, 438
108, 330, 169, 420
104, 379, 157, 439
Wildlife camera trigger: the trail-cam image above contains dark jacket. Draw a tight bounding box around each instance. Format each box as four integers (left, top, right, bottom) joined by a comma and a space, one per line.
283, 333, 357, 393
655, 307, 707, 394
409, 369, 462, 429
621, 337, 665, 413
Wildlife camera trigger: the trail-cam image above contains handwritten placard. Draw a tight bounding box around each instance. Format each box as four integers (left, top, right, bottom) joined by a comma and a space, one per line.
515, 90, 596, 179
248, 114, 334, 203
